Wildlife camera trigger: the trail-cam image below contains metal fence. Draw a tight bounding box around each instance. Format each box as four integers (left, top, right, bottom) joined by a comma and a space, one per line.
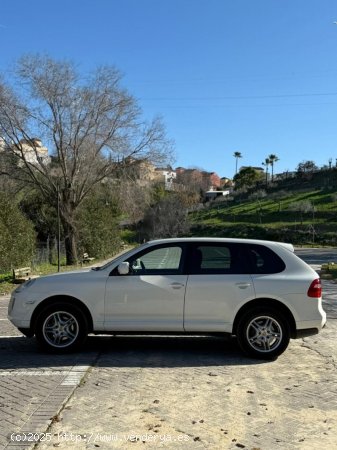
31, 239, 66, 268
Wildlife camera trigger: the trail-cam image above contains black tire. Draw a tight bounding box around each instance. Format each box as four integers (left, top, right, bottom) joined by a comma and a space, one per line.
236, 307, 290, 360
35, 302, 88, 353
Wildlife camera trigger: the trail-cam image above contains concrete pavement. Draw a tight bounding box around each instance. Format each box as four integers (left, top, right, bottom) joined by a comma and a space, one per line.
0, 297, 99, 449
1, 276, 336, 450
37, 281, 337, 450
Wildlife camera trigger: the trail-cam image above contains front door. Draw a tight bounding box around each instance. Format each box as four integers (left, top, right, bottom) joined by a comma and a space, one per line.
104, 244, 187, 331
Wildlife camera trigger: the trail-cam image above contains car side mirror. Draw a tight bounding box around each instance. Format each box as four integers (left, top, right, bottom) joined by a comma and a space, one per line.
117, 262, 130, 275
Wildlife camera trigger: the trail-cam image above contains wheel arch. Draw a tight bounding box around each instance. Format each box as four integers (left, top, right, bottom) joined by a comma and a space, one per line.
232, 298, 297, 338
30, 295, 94, 335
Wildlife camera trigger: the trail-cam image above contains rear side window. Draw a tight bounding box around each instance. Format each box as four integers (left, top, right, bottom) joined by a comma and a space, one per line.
246, 244, 285, 274
187, 243, 285, 275
188, 244, 249, 274
198, 246, 231, 270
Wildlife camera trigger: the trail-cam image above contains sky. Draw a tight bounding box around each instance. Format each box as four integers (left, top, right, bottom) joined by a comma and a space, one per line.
1, 0, 337, 178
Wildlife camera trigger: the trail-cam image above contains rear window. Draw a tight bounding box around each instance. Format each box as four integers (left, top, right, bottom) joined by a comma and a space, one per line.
246, 244, 286, 274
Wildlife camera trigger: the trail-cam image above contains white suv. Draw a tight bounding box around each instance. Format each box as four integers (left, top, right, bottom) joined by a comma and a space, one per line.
8, 238, 326, 359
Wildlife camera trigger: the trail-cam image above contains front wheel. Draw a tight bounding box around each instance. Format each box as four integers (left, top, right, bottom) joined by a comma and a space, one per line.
236, 308, 290, 360
35, 303, 88, 353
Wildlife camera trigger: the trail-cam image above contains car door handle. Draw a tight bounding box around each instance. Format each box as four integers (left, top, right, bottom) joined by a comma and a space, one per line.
235, 282, 251, 289
170, 282, 185, 289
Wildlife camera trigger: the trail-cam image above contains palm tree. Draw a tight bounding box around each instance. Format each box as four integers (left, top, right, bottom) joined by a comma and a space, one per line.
262, 157, 271, 186
268, 154, 279, 181
233, 151, 242, 175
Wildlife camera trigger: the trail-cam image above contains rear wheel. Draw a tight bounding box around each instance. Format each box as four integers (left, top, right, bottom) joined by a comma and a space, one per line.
236, 308, 290, 359
35, 303, 88, 353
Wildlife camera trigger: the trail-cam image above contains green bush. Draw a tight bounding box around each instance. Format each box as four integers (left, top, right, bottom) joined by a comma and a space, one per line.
0, 192, 36, 272
76, 191, 122, 259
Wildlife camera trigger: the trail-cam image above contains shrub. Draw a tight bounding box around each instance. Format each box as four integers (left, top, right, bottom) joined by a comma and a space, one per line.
76, 192, 122, 259
0, 192, 36, 272
140, 193, 191, 240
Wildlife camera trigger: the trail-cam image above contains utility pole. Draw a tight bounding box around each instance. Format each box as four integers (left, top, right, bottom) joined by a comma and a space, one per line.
57, 183, 61, 272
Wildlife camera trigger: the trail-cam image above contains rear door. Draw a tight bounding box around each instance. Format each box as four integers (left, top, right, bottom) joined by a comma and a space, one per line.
184, 243, 255, 332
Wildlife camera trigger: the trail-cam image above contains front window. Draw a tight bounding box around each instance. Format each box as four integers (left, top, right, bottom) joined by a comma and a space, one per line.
127, 245, 183, 275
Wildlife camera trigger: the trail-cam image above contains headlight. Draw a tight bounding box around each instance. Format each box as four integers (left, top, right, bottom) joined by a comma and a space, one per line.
14, 278, 37, 293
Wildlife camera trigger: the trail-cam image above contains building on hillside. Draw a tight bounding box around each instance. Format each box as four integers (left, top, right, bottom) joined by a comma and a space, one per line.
117, 160, 220, 192
208, 171, 221, 188
274, 171, 296, 181
153, 168, 177, 190
205, 188, 230, 201
221, 177, 234, 188
11, 138, 49, 165
115, 158, 177, 190
239, 166, 264, 174
19, 138, 49, 164
175, 167, 221, 191
0, 137, 50, 167
118, 157, 157, 182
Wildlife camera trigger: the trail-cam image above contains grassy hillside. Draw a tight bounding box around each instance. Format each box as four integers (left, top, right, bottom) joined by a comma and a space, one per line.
190, 172, 337, 246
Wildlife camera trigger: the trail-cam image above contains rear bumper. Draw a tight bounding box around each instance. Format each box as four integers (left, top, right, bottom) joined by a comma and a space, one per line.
294, 303, 326, 336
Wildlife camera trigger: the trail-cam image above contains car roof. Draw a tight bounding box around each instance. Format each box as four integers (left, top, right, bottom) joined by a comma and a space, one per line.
147, 237, 294, 252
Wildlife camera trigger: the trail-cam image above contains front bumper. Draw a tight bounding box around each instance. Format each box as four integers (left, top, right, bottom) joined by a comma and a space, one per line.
18, 327, 34, 337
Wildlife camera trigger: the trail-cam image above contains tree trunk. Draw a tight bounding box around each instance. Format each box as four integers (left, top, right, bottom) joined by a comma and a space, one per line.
60, 210, 78, 265
63, 221, 78, 265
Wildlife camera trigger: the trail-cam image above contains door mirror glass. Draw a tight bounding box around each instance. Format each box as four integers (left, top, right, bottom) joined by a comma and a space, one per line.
118, 262, 130, 275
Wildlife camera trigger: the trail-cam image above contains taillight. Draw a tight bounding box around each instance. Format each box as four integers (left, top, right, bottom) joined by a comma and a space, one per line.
307, 278, 322, 298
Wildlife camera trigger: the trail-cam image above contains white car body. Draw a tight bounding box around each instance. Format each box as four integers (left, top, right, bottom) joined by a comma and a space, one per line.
8, 238, 326, 359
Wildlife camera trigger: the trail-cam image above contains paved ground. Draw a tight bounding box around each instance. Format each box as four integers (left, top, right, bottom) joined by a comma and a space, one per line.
0, 299, 98, 449
295, 247, 337, 266
34, 283, 337, 450
1, 255, 337, 449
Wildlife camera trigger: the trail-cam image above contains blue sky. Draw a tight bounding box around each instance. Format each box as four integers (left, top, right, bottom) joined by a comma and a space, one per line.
2, 0, 337, 178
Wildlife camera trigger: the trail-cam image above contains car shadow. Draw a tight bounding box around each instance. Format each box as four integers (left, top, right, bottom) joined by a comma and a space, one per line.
0, 335, 271, 369
89, 335, 271, 367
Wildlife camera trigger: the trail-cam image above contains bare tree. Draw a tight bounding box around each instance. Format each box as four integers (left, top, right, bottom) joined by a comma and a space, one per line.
117, 179, 153, 225
175, 168, 210, 196
140, 194, 190, 240
288, 200, 316, 225
0, 55, 173, 264
296, 160, 318, 176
